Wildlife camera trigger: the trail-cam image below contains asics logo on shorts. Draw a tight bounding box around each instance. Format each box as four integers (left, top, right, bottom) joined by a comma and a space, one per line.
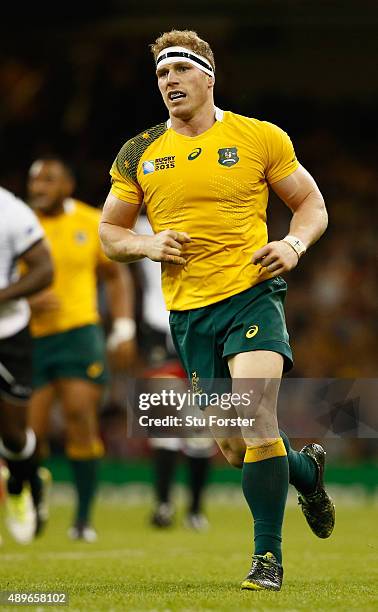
246, 325, 259, 338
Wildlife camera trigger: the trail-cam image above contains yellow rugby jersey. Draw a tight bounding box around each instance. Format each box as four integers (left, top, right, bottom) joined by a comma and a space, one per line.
31, 199, 110, 337
110, 109, 299, 311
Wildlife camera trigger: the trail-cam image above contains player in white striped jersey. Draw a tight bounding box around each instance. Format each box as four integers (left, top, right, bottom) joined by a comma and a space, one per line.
0, 186, 53, 543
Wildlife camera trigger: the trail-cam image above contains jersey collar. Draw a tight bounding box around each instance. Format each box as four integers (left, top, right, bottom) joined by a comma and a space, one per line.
166, 106, 224, 129
63, 198, 76, 214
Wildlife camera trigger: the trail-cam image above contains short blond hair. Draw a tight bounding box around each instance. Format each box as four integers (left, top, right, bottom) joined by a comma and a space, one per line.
150, 30, 215, 72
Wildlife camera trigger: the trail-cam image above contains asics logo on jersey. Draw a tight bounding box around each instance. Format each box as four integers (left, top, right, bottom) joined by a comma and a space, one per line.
188, 148, 202, 160
218, 147, 239, 167
246, 325, 259, 338
143, 156, 175, 174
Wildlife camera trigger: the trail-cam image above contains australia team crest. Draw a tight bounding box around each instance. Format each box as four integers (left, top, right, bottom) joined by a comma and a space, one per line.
218, 147, 239, 167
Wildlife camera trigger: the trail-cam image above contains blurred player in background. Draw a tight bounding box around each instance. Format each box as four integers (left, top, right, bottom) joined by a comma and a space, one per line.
27, 157, 136, 542
0, 185, 53, 544
100, 30, 335, 591
135, 212, 215, 531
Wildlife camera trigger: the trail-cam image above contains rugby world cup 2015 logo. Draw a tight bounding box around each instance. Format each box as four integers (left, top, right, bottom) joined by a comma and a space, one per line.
218, 147, 239, 167
143, 156, 175, 174
142, 160, 155, 174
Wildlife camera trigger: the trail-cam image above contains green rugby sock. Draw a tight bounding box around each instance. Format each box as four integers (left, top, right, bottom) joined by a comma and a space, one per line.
280, 430, 317, 494
242, 439, 289, 564
70, 458, 99, 526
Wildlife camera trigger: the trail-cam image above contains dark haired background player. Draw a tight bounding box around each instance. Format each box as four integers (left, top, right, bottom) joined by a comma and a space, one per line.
27, 157, 136, 541
0, 185, 53, 543
99, 30, 335, 591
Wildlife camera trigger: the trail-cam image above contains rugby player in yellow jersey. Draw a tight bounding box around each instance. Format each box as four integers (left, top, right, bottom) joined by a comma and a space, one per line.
27, 157, 136, 541
99, 30, 335, 590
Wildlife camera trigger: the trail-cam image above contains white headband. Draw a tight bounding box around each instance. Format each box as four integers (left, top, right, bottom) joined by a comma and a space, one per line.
156, 46, 215, 79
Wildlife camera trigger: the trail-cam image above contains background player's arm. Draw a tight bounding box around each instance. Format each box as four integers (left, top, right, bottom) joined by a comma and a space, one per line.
0, 240, 53, 304
97, 259, 137, 370
99, 192, 191, 266
28, 289, 61, 314
96, 260, 135, 321
252, 165, 328, 276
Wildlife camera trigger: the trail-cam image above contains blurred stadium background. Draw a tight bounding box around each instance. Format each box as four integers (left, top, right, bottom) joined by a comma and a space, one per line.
0, 0, 377, 572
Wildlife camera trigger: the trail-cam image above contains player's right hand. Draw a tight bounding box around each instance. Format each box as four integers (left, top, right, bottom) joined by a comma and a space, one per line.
144, 230, 191, 265
28, 289, 61, 313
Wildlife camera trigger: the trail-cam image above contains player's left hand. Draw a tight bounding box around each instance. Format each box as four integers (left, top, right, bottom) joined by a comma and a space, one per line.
28, 289, 61, 313
108, 339, 138, 372
107, 317, 138, 371
251, 240, 299, 277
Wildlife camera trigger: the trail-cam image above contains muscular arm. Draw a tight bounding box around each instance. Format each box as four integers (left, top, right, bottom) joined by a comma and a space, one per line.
99, 192, 191, 266
252, 165, 328, 276
99, 193, 147, 263
272, 164, 328, 248
0, 239, 53, 304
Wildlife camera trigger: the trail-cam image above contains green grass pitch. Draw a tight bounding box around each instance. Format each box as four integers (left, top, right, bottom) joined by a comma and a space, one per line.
0, 495, 377, 611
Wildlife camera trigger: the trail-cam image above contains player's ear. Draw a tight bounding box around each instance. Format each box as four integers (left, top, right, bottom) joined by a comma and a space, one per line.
207, 75, 215, 88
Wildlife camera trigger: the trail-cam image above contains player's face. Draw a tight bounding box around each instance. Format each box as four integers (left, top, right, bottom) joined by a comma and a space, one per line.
156, 61, 213, 120
27, 160, 74, 213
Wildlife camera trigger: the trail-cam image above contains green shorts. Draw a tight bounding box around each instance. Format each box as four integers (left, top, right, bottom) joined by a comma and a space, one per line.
169, 277, 293, 391
33, 324, 108, 389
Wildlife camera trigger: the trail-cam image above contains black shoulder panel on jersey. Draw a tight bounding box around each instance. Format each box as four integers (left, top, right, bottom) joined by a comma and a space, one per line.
115, 122, 167, 183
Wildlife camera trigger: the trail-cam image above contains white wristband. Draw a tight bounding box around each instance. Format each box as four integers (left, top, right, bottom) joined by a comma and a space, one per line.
107, 317, 136, 349
282, 235, 307, 258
